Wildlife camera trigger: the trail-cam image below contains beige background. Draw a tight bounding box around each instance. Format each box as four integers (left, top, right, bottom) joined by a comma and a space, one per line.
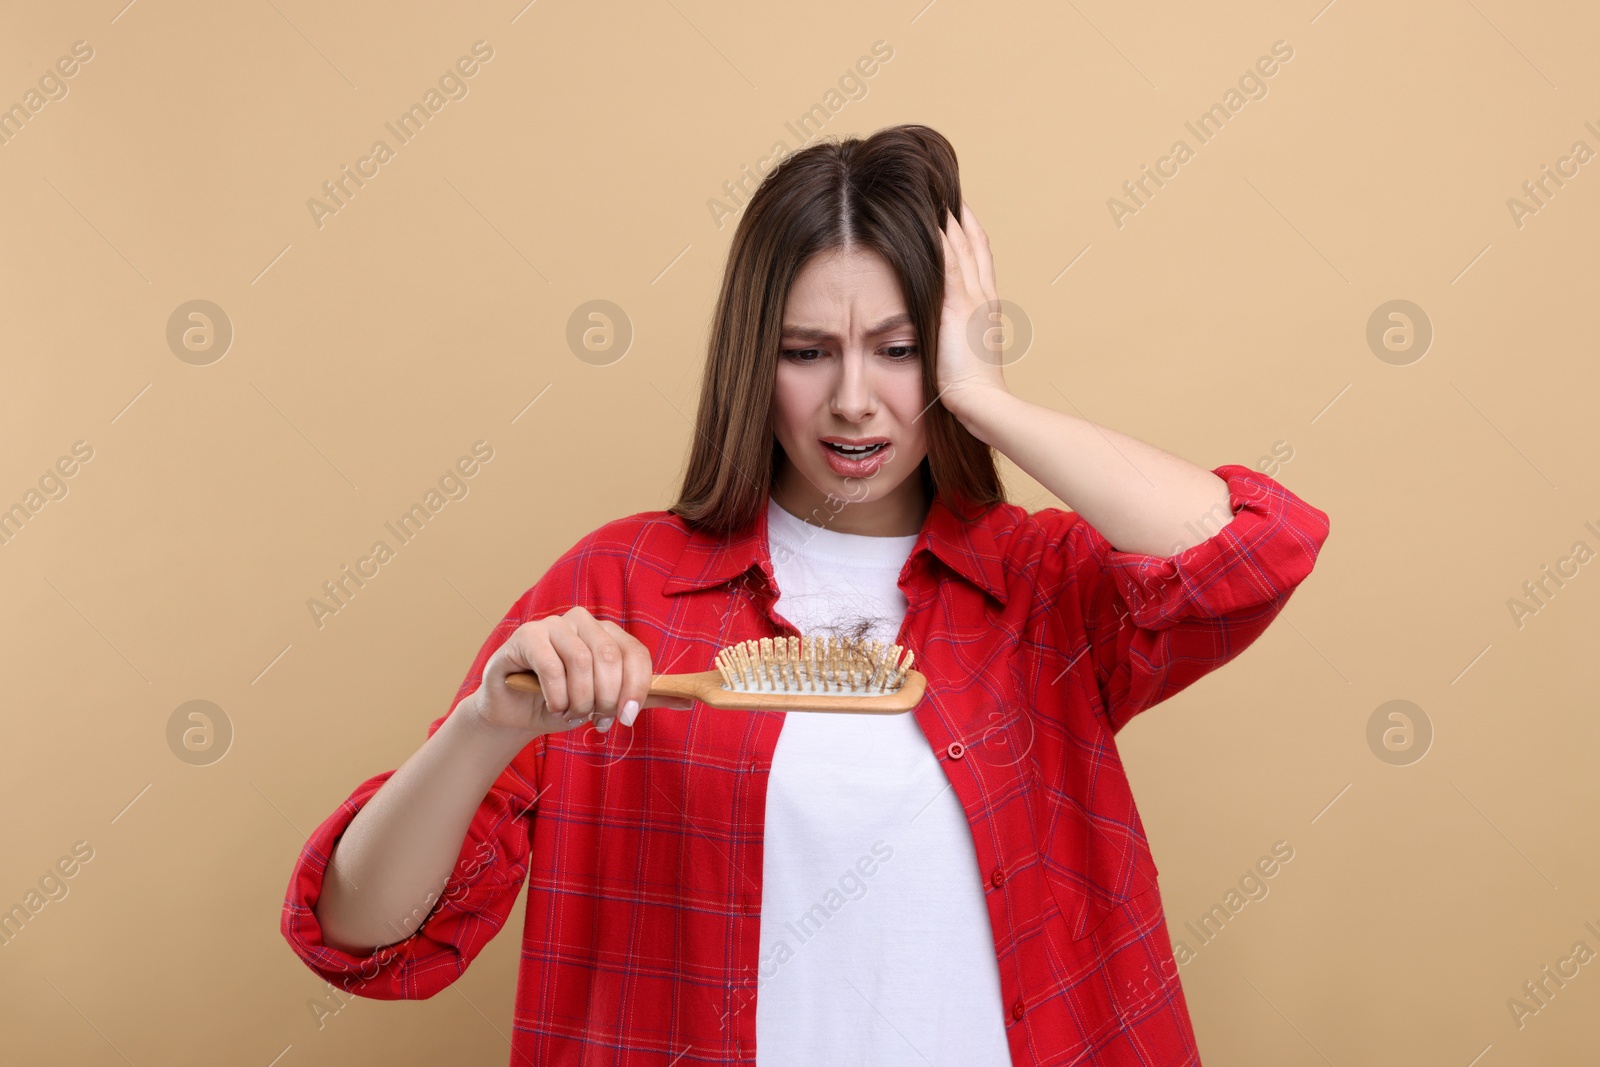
2, 0, 1596, 1063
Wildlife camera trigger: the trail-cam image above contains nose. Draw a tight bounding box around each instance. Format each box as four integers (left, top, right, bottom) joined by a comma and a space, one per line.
829, 349, 876, 422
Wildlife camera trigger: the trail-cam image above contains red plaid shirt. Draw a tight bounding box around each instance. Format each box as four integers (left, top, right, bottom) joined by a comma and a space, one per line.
281, 462, 1329, 1065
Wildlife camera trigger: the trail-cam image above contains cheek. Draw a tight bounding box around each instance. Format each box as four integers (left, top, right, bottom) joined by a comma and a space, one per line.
887, 374, 927, 436
773, 368, 824, 431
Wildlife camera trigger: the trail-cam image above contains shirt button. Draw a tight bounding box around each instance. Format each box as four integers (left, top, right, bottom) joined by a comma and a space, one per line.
990, 866, 1005, 888
1011, 998, 1024, 1021
946, 741, 965, 759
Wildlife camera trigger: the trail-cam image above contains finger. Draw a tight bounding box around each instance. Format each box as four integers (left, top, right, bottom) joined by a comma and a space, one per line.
571, 612, 625, 727
545, 619, 595, 720
939, 222, 965, 298
944, 208, 982, 301
961, 200, 998, 298
516, 625, 567, 719
600, 622, 652, 727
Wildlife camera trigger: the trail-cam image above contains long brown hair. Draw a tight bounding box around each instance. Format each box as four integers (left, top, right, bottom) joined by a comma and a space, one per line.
667, 123, 1005, 536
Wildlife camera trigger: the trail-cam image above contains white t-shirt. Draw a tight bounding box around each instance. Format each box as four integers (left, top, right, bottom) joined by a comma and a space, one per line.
755, 496, 1011, 1066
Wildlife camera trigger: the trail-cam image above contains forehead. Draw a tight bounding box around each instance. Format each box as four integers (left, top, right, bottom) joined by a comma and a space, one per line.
782, 246, 910, 336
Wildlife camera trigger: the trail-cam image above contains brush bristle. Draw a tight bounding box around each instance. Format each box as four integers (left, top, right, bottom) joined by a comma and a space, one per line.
712, 634, 915, 695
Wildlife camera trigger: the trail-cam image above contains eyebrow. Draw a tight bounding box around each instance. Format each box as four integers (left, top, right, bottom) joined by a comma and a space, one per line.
780, 313, 913, 342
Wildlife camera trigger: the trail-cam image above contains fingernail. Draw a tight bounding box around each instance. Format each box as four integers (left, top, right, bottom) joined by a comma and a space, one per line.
597, 717, 614, 733
622, 699, 640, 726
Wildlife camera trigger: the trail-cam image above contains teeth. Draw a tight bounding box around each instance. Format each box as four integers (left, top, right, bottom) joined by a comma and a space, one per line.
829, 442, 883, 454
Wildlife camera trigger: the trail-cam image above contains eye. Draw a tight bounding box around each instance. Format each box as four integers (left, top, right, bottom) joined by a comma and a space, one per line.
779, 345, 918, 363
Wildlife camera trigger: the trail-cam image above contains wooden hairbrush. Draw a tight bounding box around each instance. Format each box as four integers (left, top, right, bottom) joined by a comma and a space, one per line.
503, 634, 925, 714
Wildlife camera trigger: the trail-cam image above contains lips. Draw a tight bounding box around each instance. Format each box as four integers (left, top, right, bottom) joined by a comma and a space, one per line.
819, 437, 892, 476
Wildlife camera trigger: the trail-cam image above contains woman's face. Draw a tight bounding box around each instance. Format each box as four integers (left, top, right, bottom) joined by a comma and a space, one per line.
770, 244, 931, 537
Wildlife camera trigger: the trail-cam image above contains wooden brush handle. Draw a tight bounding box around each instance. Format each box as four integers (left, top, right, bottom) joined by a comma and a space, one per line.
502, 668, 926, 715
503, 669, 706, 704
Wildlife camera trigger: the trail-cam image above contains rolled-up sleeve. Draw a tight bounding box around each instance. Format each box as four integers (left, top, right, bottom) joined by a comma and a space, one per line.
278, 753, 539, 999
1047, 463, 1331, 734
279, 526, 609, 998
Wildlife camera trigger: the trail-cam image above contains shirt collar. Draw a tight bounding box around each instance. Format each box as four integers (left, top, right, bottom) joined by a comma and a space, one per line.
662, 493, 1009, 606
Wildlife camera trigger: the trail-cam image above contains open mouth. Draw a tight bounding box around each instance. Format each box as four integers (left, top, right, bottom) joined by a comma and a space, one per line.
823, 441, 889, 458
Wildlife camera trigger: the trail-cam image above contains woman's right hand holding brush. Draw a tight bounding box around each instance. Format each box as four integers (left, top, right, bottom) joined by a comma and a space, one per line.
467, 606, 693, 739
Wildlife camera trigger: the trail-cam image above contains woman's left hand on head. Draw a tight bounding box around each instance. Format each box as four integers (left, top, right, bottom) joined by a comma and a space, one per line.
936, 200, 1012, 420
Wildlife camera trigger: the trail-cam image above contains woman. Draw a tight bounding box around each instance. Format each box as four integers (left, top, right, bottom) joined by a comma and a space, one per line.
282, 124, 1330, 1066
